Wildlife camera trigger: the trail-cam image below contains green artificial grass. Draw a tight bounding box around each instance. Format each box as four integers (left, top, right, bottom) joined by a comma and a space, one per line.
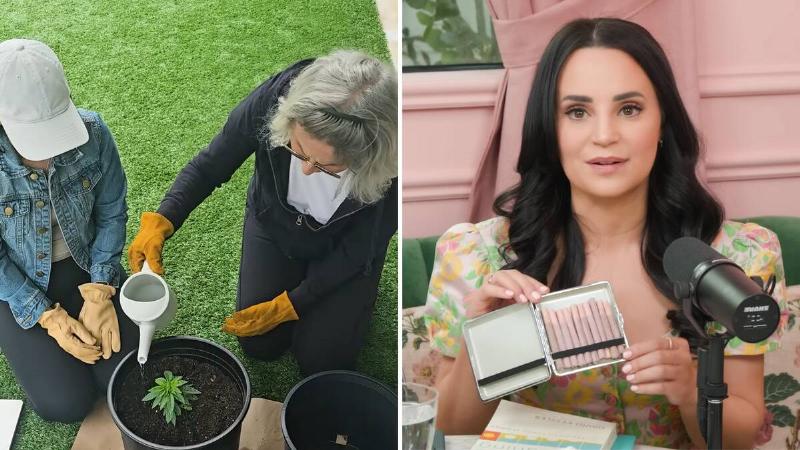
0, 1, 396, 448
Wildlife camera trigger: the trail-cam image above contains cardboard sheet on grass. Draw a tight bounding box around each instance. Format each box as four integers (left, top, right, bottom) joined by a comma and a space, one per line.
72, 398, 285, 450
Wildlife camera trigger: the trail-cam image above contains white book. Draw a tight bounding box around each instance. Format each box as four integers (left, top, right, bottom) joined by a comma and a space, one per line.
471, 400, 617, 450
0, 400, 22, 450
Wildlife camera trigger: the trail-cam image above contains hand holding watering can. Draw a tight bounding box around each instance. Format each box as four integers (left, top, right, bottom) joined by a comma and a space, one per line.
124, 212, 177, 364
128, 212, 174, 276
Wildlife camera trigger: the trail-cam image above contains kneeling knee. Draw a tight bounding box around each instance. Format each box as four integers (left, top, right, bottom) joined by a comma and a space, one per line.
295, 349, 358, 377
31, 393, 94, 423
238, 336, 286, 361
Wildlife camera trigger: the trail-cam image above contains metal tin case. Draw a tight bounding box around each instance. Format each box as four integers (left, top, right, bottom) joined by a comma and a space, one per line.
462, 281, 629, 402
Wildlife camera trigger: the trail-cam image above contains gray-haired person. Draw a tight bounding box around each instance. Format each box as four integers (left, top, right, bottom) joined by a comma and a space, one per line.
128, 50, 397, 375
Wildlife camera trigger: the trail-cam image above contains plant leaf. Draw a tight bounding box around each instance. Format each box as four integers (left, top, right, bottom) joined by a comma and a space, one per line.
764, 373, 800, 402
174, 390, 186, 405
155, 377, 167, 386
416, 11, 433, 27
158, 393, 170, 410
767, 404, 796, 427
142, 391, 158, 402
183, 385, 201, 396
164, 370, 174, 379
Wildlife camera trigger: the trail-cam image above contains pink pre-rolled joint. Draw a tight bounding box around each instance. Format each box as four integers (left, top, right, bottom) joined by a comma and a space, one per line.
600, 299, 626, 354
571, 304, 597, 365
559, 307, 586, 367
549, 307, 573, 369
580, 301, 606, 361
590, 299, 619, 359
541, 308, 563, 371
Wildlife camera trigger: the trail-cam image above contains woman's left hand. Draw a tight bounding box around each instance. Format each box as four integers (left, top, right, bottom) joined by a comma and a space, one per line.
222, 291, 299, 337
622, 336, 697, 407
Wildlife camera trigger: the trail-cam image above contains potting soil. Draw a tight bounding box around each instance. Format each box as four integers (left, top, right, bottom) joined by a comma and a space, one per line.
115, 355, 242, 446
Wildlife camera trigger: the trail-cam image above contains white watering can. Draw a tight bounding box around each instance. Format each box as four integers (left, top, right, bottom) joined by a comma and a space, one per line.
120, 261, 176, 364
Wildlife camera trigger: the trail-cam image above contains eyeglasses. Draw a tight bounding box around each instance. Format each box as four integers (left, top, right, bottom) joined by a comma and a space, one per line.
279, 143, 342, 179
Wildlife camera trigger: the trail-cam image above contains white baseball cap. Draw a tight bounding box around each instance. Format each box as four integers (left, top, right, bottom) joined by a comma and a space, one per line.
0, 39, 88, 161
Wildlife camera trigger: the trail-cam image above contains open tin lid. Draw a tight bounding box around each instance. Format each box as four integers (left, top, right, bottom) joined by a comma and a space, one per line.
463, 302, 551, 402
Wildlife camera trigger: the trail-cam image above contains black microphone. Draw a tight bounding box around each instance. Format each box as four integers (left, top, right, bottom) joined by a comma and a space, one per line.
663, 237, 780, 343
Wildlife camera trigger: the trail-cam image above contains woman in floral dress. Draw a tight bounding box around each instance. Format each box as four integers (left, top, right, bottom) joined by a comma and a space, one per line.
424, 18, 788, 449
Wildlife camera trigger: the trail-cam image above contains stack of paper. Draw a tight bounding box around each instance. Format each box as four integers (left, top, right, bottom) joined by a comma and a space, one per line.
472, 400, 617, 450
0, 399, 22, 449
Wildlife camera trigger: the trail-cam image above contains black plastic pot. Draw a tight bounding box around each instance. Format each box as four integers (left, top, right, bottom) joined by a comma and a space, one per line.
281, 371, 396, 450
108, 336, 251, 450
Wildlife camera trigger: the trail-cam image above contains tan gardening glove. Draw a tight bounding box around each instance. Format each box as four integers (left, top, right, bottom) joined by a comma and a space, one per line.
78, 283, 121, 360
38, 304, 102, 364
128, 212, 174, 275
222, 291, 299, 337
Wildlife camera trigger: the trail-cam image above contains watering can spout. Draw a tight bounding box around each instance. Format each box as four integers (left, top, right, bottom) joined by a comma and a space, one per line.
141, 260, 153, 274
137, 321, 156, 364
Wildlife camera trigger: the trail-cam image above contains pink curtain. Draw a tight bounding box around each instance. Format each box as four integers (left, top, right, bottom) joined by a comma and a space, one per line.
468, 0, 699, 221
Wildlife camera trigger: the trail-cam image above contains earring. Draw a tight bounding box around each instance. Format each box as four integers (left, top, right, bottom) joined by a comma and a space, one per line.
658, 138, 663, 149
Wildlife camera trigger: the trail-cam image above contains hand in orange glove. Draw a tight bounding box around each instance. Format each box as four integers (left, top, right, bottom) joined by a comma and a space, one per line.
128, 212, 174, 275
222, 291, 299, 337
38, 304, 103, 364
78, 283, 120, 360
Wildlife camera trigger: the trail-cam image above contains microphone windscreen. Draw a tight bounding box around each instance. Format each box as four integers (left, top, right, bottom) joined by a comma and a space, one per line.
663, 237, 726, 285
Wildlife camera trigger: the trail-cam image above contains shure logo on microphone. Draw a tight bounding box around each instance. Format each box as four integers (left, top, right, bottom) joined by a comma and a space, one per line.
744, 306, 770, 313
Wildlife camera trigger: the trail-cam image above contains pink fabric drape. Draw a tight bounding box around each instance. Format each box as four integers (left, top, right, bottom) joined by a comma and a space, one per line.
467, 0, 698, 221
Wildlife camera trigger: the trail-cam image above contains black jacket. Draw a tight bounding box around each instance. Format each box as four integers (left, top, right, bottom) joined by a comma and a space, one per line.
157, 60, 397, 311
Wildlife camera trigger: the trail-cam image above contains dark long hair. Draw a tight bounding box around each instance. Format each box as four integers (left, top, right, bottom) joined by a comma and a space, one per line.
493, 18, 723, 347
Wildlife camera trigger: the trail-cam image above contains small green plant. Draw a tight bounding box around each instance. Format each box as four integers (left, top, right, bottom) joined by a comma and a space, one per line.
142, 370, 201, 426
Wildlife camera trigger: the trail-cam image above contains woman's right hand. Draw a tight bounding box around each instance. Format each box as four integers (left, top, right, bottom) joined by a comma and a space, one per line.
128, 212, 174, 275
464, 269, 550, 319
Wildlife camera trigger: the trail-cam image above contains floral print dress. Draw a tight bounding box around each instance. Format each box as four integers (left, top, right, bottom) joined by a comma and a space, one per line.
424, 218, 789, 449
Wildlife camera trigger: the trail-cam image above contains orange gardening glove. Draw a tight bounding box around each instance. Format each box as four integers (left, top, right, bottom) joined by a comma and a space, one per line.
78, 283, 120, 360
38, 304, 102, 364
128, 212, 174, 275
222, 291, 299, 337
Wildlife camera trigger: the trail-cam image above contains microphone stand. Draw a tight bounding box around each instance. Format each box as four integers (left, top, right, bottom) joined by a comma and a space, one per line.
675, 285, 730, 450
696, 333, 729, 450
675, 275, 775, 450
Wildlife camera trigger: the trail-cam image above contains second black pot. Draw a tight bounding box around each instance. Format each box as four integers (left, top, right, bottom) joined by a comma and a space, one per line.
281, 370, 397, 450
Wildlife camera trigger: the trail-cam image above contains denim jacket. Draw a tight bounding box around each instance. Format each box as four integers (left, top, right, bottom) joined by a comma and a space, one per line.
0, 109, 127, 329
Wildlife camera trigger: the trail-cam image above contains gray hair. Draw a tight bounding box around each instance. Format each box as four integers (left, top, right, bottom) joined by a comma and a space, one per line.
267, 50, 397, 204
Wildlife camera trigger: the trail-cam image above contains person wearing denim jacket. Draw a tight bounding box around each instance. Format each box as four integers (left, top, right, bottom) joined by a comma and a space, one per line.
0, 39, 137, 423
0, 110, 128, 327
